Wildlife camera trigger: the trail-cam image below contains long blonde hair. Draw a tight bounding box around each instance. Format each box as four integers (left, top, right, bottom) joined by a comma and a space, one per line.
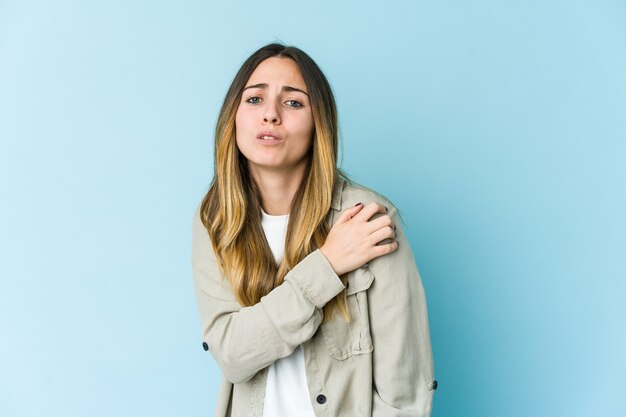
199, 43, 352, 323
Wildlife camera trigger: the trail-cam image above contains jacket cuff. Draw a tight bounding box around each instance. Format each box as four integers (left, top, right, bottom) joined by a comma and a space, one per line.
286, 249, 345, 308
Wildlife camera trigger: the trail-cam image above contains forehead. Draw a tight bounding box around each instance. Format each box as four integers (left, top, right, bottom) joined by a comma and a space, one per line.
246, 57, 306, 89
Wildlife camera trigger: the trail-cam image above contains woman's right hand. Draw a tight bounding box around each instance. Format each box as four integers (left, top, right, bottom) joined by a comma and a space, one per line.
320, 202, 398, 276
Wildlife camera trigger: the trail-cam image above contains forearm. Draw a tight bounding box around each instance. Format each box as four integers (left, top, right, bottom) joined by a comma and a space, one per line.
192, 208, 344, 383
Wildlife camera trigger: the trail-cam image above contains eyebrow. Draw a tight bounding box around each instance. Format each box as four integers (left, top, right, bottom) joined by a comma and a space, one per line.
243, 83, 309, 97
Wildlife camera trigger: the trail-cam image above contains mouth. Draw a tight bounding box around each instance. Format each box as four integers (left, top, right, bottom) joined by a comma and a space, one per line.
257, 131, 282, 140
256, 132, 283, 144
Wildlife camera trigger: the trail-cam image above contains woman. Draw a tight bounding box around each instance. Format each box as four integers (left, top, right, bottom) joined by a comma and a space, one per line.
192, 43, 437, 417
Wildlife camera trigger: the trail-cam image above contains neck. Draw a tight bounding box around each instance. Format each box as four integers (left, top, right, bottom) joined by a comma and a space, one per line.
249, 164, 307, 215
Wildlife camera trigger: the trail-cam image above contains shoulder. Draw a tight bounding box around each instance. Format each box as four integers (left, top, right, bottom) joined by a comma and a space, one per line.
339, 176, 395, 210
336, 175, 407, 226
191, 202, 217, 262
192, 202, 207, 236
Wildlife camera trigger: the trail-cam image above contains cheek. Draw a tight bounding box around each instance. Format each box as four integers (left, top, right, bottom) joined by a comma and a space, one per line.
234, 111, 247, 150
296, 113, 314, 141
304, 120, 315, 146
234, 107, 251, 142
234, 106, 245, 131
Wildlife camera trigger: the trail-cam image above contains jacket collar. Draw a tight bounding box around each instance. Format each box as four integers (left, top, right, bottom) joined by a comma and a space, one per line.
331, 175, 345, 211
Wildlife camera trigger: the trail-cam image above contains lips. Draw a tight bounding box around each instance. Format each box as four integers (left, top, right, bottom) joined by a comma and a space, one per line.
256, 131, 282, 141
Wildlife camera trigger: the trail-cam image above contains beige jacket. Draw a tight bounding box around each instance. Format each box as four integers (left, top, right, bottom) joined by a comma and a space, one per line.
192, 176, 437, 417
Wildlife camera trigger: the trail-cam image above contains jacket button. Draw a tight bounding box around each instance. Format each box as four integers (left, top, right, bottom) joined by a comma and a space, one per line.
316, 394, 326, 404
432, 380, 438, 390
202, 342, 209, 351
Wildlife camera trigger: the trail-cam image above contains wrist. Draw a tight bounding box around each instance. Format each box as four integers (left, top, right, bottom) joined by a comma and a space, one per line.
319, 245, 340, 275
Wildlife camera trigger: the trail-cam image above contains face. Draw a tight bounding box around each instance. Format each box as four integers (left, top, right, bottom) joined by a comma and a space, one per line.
235, 57, 314, 177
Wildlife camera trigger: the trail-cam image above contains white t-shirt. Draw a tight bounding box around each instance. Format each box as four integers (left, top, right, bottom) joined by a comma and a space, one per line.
260, 208, 316, 417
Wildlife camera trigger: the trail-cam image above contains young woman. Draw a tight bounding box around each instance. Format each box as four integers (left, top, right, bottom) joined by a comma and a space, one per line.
192, 43, 437, 417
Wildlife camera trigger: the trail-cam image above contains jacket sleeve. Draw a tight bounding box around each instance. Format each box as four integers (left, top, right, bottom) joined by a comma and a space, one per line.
191, 205, 345, 384
368, 206, 436, 417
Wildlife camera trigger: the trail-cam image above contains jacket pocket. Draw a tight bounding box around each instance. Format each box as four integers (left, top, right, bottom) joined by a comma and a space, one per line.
320, 266, 375, 360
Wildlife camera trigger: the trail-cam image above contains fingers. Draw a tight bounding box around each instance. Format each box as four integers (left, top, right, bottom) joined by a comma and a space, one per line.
365, 212, 395, 234
368, 240, 399, 261
369, 224, 396, 246
337, 202, 365, 223
352, 201, 388, 223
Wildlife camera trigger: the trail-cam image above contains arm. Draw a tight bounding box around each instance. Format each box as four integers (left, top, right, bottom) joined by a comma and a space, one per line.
368, 206, 436, 417
191, 205, 345, 384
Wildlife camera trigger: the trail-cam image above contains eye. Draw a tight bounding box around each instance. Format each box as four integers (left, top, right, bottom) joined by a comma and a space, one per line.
285, 99, 303, 108
245, 96, 262, 104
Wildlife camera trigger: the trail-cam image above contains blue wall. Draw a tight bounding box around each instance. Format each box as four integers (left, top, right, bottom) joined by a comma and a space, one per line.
1, 1, 624, 416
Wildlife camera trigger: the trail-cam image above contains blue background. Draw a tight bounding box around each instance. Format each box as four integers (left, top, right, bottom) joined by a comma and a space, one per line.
1, 1, 624, 416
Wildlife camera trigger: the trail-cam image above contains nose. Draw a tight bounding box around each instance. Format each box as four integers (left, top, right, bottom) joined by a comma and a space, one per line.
263, 99, 280, 124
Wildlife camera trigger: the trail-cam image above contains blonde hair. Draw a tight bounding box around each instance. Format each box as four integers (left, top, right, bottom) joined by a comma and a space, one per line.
199, 43, 353, 323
